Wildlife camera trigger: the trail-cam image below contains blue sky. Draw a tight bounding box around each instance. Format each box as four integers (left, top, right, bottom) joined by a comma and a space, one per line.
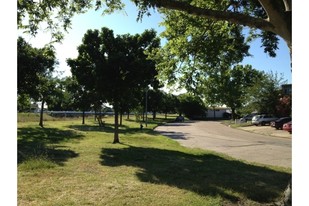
21, 0, 292, 84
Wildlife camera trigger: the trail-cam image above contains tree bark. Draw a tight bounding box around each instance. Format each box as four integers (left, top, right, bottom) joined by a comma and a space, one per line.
231, 108, 235, 120
120, 112, 123, 126
113, 104, 120, 144
127, 110, 130, 120
39, 99, 45, 128
82, 110, 85, 125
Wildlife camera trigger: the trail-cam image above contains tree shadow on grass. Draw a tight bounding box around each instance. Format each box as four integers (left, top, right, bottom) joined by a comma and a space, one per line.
68, 123, 158, 135
100, 145, 290, 204
18, 127, 83, 165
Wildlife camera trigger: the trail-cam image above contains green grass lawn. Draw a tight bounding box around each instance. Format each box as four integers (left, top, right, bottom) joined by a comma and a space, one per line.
18, 114, 291, 206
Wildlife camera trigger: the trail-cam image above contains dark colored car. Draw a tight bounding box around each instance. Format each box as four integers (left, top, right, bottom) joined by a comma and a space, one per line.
283, 121, 292, 134
271, 117, 292, 130
240, 113, 259, 123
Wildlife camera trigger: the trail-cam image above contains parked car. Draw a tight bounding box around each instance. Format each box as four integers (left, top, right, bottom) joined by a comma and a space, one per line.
271, 117, 292, 130
240, 113, 259, 123
283, 121, 292, 134
175, 116, 185, 122
252, 114, 278, 126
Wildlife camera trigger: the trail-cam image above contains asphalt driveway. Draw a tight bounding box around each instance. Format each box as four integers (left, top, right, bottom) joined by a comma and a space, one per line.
154, 121, 291, 168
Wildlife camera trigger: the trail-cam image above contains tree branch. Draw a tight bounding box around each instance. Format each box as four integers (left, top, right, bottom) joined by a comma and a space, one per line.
258, 0, 285, 22
282, 0, 292, 11
155, 0, 275, 32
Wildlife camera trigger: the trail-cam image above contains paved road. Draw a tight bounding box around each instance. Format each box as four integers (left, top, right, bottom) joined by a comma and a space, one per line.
154, 121, 291, 168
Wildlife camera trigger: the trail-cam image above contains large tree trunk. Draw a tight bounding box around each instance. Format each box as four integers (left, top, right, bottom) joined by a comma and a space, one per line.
39, 99, 45, 128
113, 104, 120, 144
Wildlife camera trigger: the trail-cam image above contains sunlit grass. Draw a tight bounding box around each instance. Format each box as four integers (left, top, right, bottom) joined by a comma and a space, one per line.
18, 114, 291, 206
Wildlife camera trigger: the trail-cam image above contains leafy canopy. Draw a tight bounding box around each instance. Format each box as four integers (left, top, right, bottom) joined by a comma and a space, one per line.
18, 0, 291, 53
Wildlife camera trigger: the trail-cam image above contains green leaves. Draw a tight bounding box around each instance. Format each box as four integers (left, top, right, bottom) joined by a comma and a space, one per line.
151, 7, 250, 92
67, 27, 160, 108
18, 37, 57, 98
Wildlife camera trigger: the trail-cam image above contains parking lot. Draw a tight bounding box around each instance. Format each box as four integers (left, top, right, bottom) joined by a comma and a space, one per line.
237, 125, 291, 138
155, 121, 291, 168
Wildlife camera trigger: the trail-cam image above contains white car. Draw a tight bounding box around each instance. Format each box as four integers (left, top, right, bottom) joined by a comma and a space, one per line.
252, 114, 278, 126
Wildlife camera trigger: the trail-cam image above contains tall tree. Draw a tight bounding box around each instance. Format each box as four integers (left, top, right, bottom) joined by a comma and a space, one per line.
246, 71, 287, 116
200, 65, 264, 119
149, 9, 251, 93
18, 37, 58, 127
67, 27, 160, 143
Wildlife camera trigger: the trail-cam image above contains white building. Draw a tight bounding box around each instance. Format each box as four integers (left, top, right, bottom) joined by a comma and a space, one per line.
206, 107, 231, 119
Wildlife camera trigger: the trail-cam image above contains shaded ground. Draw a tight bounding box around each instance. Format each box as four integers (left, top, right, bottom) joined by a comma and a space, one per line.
100, 145, 290, 205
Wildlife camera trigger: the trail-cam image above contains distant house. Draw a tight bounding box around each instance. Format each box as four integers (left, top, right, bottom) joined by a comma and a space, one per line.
29, 102, 39, 112
281, 84, 292, 95
31, 101, 48, 112
206, 107, 231, 119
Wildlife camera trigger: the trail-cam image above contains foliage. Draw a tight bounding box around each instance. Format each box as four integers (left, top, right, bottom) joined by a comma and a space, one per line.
67, 27, 160, 143
200, 65, 264, 119
18, 94, 32, 112
17, 37, 57, 98
17, 36, 58, 127
149, 11, 250, 89
160, 92, 179, 118
276, 95, 292, 117
17, 0, 291, 54
177, 93, 206, 119
244, 71, 287, 116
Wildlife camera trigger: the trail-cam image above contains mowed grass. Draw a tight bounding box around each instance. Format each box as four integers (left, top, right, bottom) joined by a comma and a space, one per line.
18, 115, 291, 206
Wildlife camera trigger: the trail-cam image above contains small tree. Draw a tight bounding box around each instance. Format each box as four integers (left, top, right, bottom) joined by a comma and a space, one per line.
160, 92, 178, 119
